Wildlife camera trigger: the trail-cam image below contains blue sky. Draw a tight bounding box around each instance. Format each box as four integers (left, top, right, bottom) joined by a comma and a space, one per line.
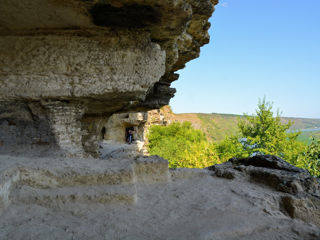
170, 0, 320, 118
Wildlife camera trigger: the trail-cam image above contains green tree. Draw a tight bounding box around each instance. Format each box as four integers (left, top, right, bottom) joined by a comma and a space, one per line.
147, 122, 221, 168
217, 98, 306, 165
215, 135, 245, 162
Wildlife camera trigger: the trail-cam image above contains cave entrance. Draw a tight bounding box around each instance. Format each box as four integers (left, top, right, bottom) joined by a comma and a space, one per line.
125, 126, 135, 144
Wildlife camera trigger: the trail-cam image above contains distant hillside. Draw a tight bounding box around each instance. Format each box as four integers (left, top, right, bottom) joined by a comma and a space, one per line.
281, 117, 320, 130
165, 107, 320, 143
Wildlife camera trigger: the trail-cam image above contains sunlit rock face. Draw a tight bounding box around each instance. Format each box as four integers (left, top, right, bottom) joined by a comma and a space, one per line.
0, 0, 218, 157
0, 34, 165, 109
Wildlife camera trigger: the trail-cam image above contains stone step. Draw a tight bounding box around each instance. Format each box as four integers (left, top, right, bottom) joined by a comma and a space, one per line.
134, 156, 170, 183
0, 155, 172, 210
19, 167, 135, 189
16, 158, 135, 189
13, 184, 137, 207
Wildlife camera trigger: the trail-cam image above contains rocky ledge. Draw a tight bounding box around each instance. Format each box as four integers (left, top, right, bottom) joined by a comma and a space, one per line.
208, 155, 320, 226
1, 154, 320, 239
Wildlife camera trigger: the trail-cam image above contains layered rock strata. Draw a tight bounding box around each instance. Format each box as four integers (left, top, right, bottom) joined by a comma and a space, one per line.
0, 0, 218, 157
0, 155, 170, 209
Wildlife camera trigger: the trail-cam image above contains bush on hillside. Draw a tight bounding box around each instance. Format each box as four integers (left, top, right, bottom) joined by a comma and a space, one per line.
147, 100, 320, 177
147, 122, 221, 168
216, 98, 319, 177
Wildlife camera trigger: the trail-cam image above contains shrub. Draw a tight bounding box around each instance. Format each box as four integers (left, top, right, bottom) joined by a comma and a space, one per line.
147, 122, 221, 168
296, 138, 320, 177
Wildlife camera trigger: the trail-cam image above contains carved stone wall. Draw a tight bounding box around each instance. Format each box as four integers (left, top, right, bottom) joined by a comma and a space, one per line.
44, 101, 86, 158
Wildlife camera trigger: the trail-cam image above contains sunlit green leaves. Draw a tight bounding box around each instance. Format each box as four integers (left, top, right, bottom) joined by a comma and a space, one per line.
216, 98, 319, 177
147, 122, 221, 168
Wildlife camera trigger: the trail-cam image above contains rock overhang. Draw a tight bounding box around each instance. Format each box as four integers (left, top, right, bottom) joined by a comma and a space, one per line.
0, 0, 218, 112
0, 0, 218, 157
0, 32, 166, 113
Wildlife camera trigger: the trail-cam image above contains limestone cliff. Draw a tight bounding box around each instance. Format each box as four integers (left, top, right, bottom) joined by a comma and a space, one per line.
0, 0, 217, 156
0, 0, 218, 157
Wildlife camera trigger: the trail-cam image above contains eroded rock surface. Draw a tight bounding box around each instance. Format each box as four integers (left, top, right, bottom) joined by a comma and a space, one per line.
1, 154, 320, 240
0, 0, 218, 157
208, 155, 320, 226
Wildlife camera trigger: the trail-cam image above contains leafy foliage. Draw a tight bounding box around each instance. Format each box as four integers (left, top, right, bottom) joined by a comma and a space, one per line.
216, 98, 319, 177
237, 99, 305, 162
296, 138, 320, 177
215, 135, 245, 162
147, 100, 320, 177
147, 122, 221, 168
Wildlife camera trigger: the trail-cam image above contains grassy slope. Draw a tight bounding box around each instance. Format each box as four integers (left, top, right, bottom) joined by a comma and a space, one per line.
197, 113, 240, 142
297, 131, 320, 144
168, 110, 320, 143
281, 117, 320, 130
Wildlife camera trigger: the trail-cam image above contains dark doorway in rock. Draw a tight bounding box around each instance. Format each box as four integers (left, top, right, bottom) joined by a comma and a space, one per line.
101, 127, 106, 140
125, 126, 135, 144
